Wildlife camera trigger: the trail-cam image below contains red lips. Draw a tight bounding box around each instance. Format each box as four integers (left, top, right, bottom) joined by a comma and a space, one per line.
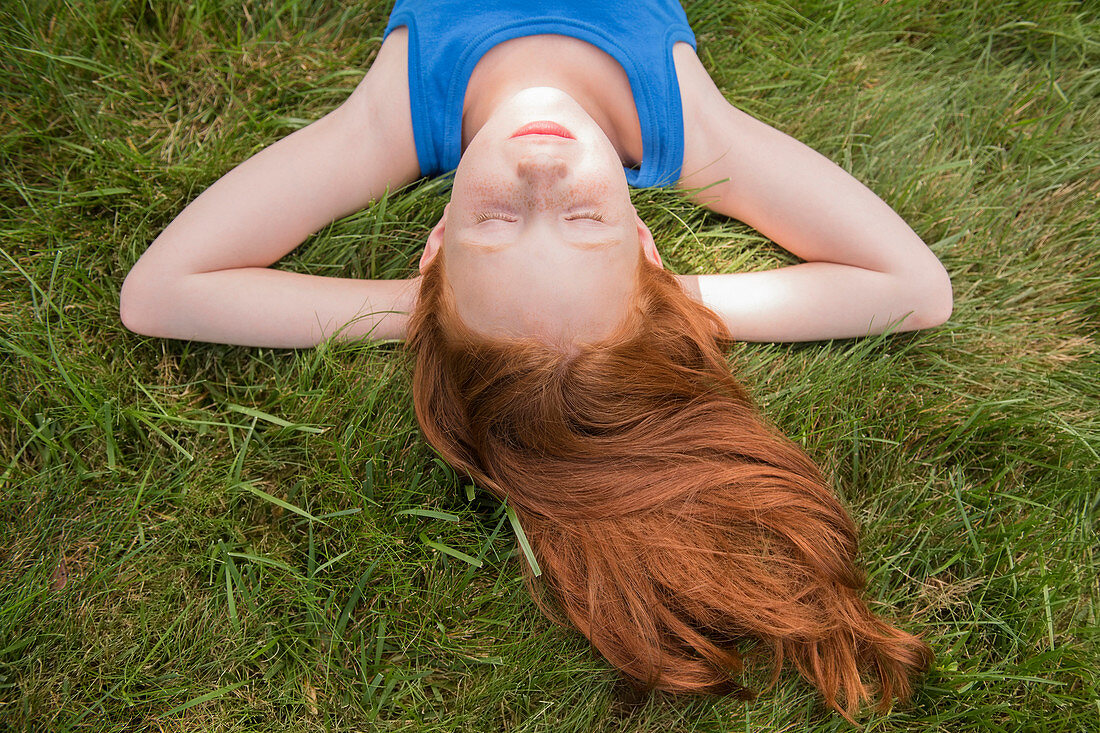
510, 121, 575, 139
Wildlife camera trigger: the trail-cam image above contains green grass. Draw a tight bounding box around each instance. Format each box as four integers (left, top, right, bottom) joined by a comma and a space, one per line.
1, 0, 1098, 730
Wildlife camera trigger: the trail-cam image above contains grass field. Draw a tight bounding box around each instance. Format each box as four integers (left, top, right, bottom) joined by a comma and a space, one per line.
2, 0, 1098, 730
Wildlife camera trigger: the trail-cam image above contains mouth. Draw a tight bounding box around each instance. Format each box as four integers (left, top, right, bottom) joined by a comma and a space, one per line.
510, 121, 575, 139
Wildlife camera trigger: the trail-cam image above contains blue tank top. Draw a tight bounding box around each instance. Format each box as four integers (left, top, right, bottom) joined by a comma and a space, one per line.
383, 0, 696, 188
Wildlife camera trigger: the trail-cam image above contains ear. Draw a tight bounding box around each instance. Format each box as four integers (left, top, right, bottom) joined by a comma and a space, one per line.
636, 215, 663, 268
419, 205, 448, 273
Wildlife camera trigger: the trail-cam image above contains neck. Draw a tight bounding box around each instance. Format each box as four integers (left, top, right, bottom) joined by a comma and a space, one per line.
464, 85, 613, 148
461, 41, 631, 159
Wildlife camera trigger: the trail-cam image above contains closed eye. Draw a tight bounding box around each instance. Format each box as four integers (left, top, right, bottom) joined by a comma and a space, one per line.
474, 212, 517, 223
564, 211, 604, 222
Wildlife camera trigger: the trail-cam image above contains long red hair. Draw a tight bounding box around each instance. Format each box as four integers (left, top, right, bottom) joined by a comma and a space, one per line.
406, 250, 932, 720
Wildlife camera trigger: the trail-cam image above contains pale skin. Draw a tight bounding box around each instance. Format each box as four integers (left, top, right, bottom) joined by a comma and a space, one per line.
120, 29, 953, 348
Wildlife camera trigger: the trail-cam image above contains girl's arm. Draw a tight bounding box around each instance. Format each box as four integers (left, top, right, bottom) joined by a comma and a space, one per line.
672, 46, 952, 342
120, 31, 421, 348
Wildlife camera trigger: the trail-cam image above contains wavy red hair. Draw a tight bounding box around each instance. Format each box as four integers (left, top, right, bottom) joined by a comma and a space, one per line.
406, 249, 932, 720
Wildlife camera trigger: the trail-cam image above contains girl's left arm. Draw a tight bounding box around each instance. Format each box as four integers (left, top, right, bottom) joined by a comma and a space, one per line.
672, 47, 952, 342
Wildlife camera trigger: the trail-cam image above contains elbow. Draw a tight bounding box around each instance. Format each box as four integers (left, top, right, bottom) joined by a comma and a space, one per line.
119, 265, 170, 337
908, 260, 953, 330
119, 269, 149, 335
924, 288, 953, 330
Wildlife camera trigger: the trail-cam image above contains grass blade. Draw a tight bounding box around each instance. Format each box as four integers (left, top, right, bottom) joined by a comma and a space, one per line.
505, 504, 541, 577
419, 532, 483, 568
235, 481, 325, 525
163, 680, 247, 717
226, 403, 325, 434
396, 508, 461, 522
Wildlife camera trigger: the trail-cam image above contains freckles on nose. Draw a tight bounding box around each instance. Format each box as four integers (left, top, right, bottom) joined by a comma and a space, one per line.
465, 166, 616, 213
516, 153, 567, 182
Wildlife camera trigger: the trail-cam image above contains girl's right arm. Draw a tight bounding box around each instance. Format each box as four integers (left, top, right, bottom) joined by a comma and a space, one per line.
120, 30, 422, 348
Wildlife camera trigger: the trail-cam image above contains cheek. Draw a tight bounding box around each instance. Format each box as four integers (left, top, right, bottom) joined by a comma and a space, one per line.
451, 162, 515, 215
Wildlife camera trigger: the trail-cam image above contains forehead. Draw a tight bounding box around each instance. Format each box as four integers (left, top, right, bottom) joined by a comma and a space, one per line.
443, 236, 640, 342
454, 267, 636, 342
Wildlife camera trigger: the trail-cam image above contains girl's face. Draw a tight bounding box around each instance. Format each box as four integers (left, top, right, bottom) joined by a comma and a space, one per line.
419, 87, 662, 344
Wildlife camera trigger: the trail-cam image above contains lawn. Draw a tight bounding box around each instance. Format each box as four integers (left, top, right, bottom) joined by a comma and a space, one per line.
1, 1, 1097, 730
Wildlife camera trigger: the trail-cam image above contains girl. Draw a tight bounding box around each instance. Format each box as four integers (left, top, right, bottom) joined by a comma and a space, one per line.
121, 0, 949, 719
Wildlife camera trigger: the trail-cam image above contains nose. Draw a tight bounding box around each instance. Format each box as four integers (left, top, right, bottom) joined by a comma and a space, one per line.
516, 152, 568, 183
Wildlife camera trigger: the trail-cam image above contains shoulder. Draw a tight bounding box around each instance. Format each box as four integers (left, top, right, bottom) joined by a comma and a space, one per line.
337, 28, 418, 176
343, 28, 411, 122
672, 44, 748, 187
